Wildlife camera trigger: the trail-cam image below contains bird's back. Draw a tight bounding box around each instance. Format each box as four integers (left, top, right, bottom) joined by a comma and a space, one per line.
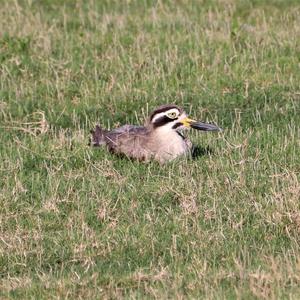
91, 124, 152, 161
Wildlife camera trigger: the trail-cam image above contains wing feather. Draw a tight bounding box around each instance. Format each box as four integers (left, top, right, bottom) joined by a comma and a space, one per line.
91, 124, 152, 160
104, 125, 150, 159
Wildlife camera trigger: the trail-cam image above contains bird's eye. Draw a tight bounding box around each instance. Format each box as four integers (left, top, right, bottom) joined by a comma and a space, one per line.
167, 112, 178, 119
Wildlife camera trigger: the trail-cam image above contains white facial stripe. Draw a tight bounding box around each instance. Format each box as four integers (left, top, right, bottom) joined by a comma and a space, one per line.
151, 108, 180, 123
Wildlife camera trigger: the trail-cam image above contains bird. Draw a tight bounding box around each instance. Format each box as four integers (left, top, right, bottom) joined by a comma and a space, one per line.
90, 104, 221, 163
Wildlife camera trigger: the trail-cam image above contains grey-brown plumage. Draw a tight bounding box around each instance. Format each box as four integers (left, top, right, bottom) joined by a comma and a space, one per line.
90, 104, 221, 163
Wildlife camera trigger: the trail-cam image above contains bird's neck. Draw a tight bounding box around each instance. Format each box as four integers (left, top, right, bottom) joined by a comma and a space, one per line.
151, 127, 185, 142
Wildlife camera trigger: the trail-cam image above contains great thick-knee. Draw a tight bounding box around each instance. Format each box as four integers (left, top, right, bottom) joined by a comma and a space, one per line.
90, 104, 221, 163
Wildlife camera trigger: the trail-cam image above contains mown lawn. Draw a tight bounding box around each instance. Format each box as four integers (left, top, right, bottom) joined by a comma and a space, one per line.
1, 0, 300, 298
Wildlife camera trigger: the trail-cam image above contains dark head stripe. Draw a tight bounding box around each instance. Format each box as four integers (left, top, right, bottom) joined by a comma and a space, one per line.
149, 104, 181, 121
172, 122, 182, 129
153, 116, 175, 128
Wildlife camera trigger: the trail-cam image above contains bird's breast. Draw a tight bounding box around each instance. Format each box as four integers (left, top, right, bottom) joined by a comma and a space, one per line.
149, 130, 191, 162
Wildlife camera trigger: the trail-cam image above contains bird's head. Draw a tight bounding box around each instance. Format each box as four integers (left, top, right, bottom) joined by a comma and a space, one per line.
147, 104, 222, 133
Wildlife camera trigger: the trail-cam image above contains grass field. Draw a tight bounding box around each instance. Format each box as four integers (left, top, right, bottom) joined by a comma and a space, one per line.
1, 0, 300, 298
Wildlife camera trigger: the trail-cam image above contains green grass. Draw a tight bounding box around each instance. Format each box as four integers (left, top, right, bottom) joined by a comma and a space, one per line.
1, 0, 300, 298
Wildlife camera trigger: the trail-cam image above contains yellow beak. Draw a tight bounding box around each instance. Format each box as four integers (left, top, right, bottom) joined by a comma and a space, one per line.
181, 117, 222, 131
181, 117, 196, 127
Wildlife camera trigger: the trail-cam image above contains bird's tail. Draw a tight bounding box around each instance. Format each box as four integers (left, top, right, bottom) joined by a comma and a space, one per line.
89, 125, 107, 146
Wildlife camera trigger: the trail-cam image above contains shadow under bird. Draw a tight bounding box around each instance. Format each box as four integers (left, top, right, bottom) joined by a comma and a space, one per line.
90, 104, 222, 163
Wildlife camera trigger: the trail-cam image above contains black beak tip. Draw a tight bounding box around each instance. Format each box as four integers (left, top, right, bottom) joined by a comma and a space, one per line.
190, 122, 222, 132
